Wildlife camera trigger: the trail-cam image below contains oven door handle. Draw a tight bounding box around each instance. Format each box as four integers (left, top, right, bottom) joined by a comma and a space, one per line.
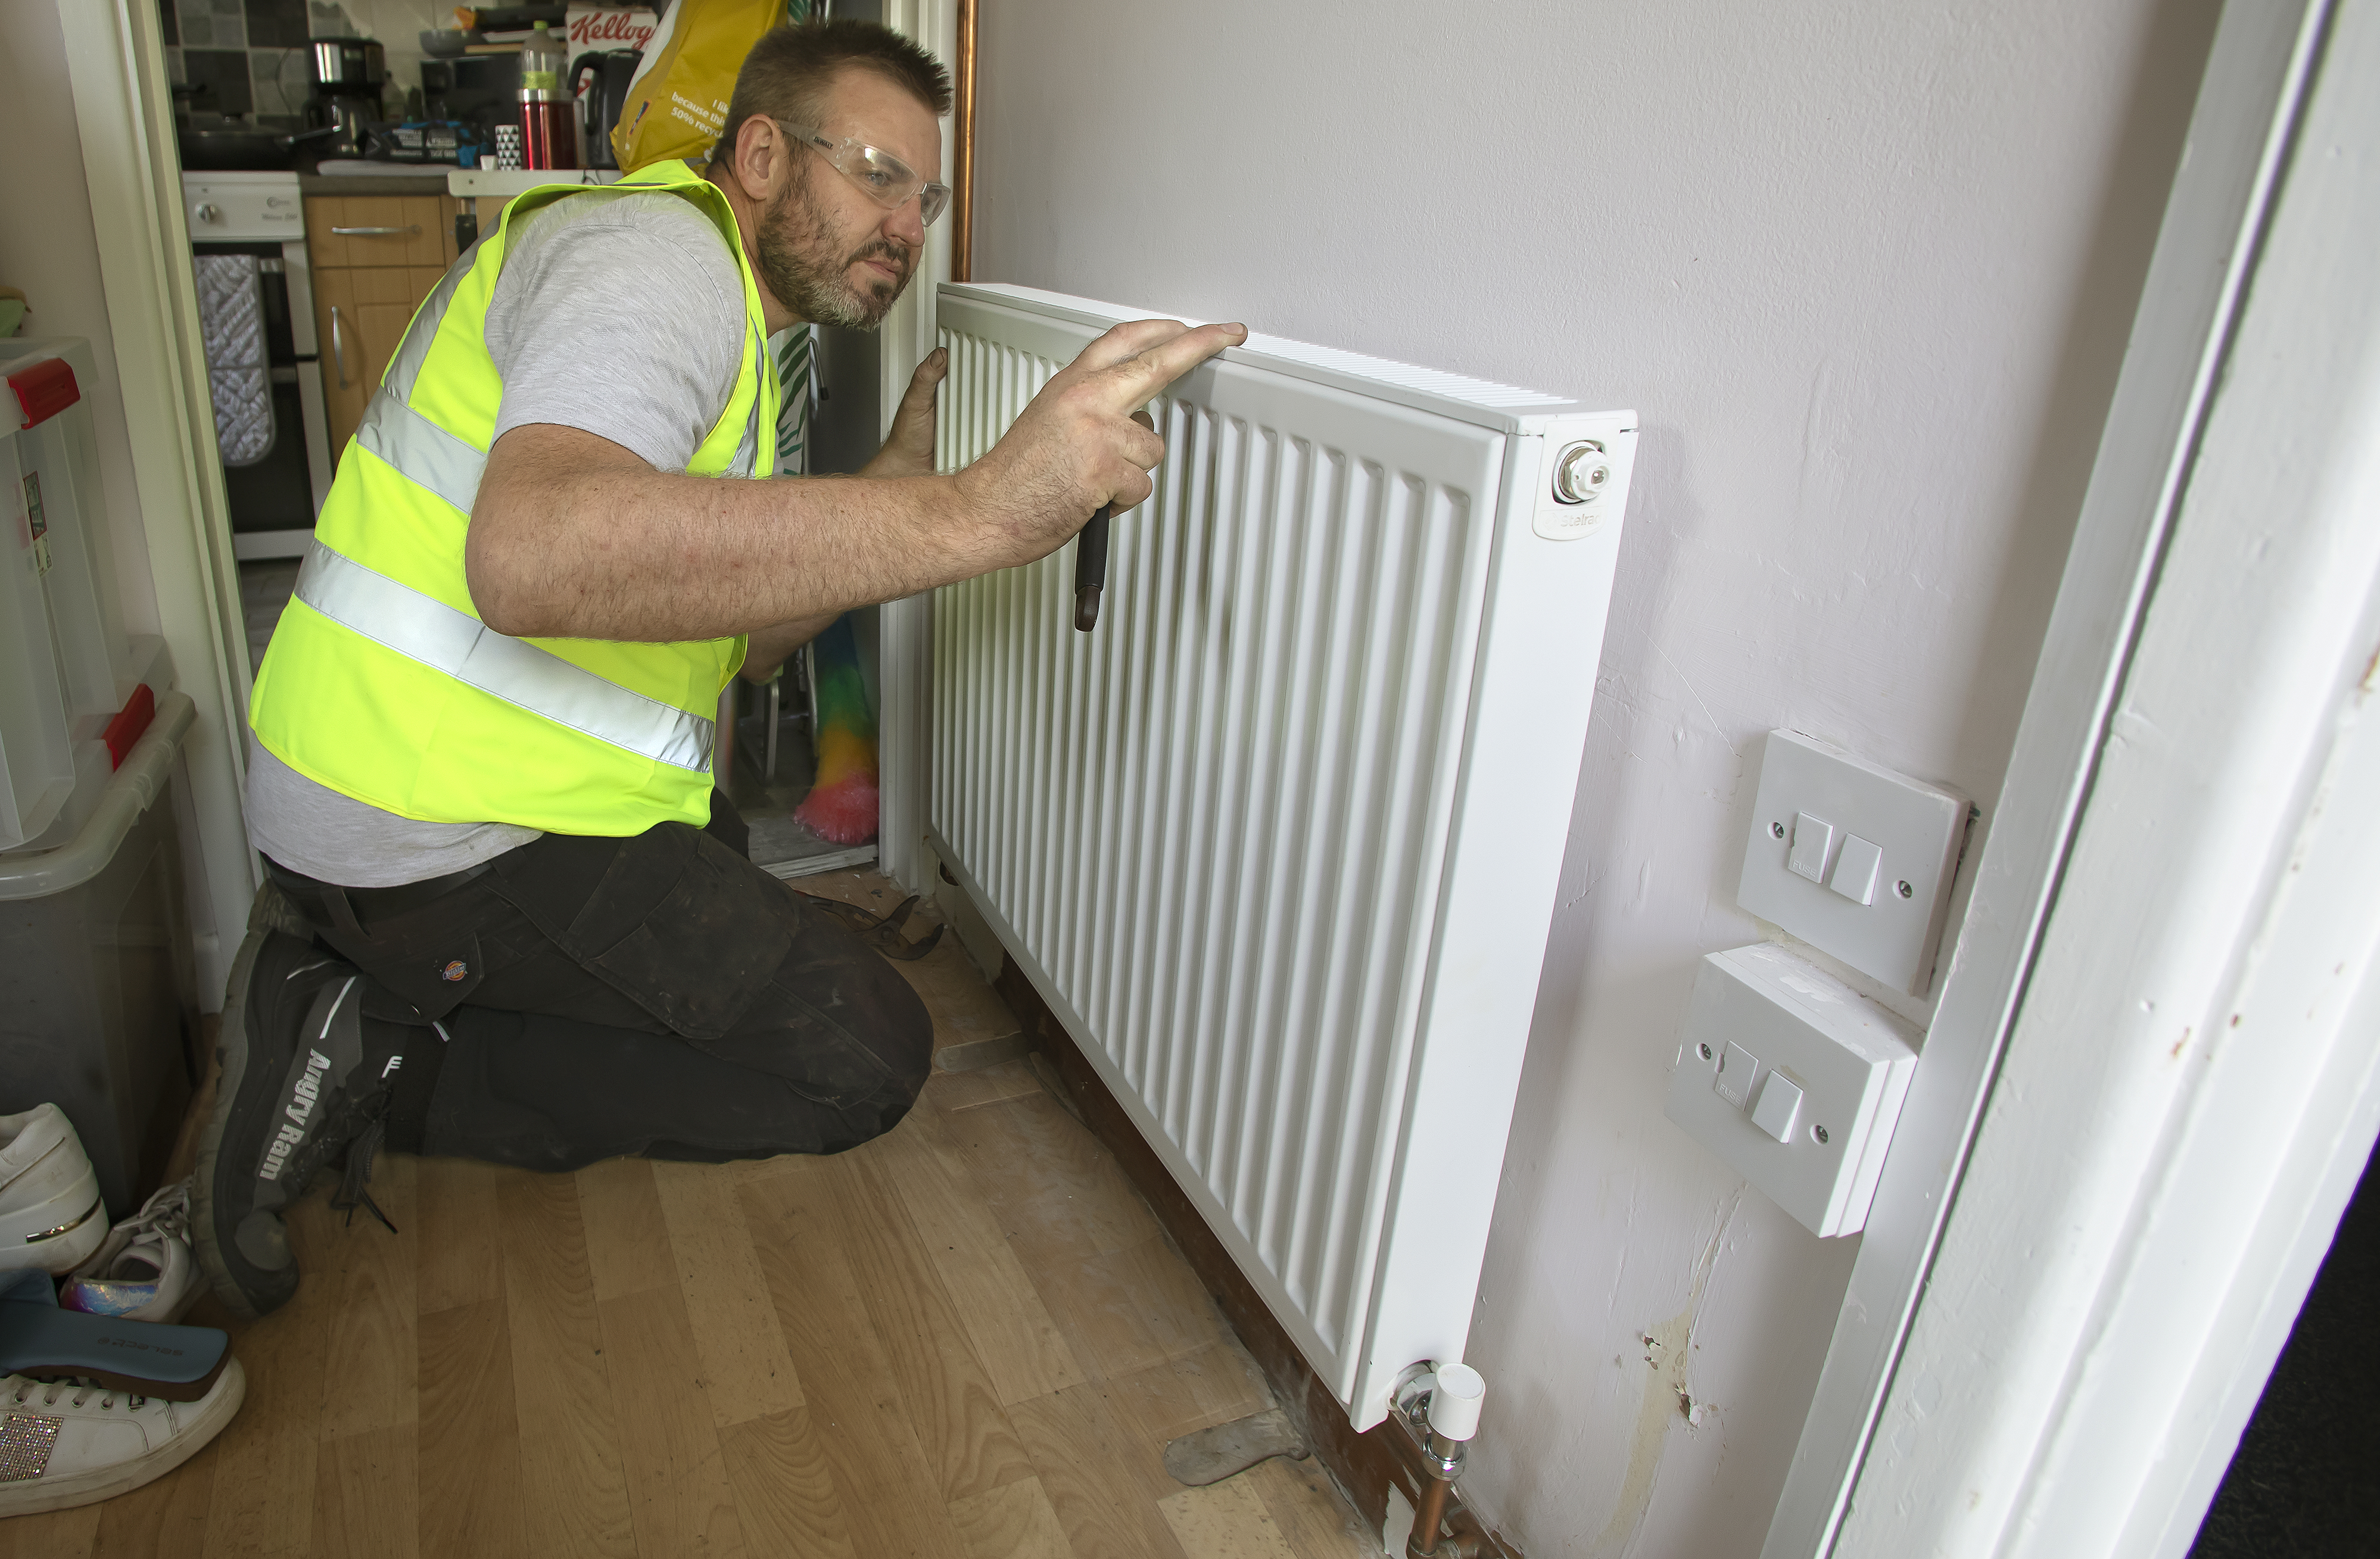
329, 305, 350, 389
329, 225, 422, 237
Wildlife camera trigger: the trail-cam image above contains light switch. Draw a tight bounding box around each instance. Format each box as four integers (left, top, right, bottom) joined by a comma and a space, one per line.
1715, 1041, 1759, 1108
1787, 813, 1834, 883
1830, 834, 1883, 906
1750, 1070, 1803, 1142
1737, 731, 1973, 996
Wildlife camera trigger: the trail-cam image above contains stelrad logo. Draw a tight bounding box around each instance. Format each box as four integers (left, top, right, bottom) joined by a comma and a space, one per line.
257, 1049, 332, 1182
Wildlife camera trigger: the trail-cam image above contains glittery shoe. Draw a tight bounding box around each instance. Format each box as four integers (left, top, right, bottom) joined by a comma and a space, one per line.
0, 1360, 244, 1516
61, 1178, 198, 1324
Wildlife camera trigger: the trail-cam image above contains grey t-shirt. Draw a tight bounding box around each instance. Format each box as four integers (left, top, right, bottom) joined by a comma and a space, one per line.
245, 183, 748, 888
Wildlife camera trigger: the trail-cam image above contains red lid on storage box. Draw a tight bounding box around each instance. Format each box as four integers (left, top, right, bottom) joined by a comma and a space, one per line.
8, 356, 80, 430
104, 685, 156, 770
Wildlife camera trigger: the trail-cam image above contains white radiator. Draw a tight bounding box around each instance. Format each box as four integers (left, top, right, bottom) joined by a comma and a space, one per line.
930, 283, 1636, 1429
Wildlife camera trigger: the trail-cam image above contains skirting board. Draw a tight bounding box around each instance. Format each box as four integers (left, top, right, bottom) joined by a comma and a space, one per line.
990, 955, 1522, 1559
759, 843, 878, 880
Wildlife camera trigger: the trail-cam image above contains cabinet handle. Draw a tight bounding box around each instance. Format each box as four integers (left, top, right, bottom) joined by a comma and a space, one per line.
329, 225, 422, 236
330, 306, 350, 389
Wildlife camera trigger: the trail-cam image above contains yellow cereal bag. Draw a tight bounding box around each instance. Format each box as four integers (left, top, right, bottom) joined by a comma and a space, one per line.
612, 0, 802, 172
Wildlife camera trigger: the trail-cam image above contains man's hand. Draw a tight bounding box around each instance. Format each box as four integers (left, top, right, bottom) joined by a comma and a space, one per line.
860, 347, 948, 479
957, 319, 1246, 559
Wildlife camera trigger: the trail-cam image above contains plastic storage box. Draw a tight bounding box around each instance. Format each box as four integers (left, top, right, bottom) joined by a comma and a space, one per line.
0, 696, 202, 1214
2, 339, 201, 1214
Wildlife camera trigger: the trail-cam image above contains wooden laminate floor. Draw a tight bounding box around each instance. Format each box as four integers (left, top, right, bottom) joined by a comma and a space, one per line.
1, 872, 1376, 1559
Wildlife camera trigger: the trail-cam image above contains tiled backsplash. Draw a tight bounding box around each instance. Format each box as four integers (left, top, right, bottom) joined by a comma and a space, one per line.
162, 0, 444, 124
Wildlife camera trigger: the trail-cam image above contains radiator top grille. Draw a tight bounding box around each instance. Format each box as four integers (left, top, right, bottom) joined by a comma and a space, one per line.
941, 283, 1581, 432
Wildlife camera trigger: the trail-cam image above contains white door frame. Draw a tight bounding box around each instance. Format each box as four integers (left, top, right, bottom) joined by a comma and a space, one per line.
1769, 1, 2380, 1552
55, 0, 263, 1006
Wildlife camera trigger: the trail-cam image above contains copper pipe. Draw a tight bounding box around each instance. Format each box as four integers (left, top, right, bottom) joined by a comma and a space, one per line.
951, 0, 977, 282
1408, 1472, 1453, 1558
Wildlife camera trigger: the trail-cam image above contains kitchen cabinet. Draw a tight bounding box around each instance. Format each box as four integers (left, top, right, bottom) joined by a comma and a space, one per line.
305, 195, 462, 460
314, 264, 450, 459
305, 195, 454, 269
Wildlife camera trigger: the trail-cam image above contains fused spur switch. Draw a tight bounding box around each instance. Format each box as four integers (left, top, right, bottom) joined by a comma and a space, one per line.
1666, 943, 1919, 1237
1786, 813, 1834, 883
1715, 1042, 1759, 1108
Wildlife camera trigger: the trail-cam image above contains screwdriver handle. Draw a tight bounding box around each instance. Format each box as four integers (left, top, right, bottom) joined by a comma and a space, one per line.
1073, 504, 1112, 632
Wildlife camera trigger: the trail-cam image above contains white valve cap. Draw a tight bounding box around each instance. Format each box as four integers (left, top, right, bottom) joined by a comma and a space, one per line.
1428, 1362, 1485, 1441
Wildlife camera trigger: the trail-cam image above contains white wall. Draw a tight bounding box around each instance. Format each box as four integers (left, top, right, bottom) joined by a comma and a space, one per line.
973, 2, 2219, 1552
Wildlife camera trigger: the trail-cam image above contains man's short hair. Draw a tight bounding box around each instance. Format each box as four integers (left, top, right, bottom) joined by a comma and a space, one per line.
711, 20, 952, 169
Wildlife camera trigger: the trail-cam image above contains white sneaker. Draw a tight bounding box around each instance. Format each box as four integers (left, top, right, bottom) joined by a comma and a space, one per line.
0, 1107, 107, 1276
60, 1179, 198, 1324
0, 1359, 245, 1516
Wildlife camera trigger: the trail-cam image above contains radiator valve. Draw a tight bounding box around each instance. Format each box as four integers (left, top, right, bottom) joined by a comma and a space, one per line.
1552, 440, 1612, 504
1391, 1360, 1488, 1557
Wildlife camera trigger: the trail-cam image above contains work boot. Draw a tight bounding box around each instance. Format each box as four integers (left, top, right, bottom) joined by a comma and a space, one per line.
193, 927, 409, 1320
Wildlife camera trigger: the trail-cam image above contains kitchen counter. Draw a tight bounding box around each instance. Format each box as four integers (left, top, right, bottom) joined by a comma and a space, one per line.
298, 170, 453, 197
294, 167, 627, 198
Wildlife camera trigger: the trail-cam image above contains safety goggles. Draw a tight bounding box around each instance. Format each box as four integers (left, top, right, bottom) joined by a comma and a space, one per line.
777, 120, 951, 227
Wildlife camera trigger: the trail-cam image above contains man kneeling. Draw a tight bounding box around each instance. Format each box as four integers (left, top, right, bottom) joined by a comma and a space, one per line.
195, 18, 1241, 1317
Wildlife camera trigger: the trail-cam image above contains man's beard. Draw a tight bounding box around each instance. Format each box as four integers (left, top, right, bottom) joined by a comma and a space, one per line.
755, 166, 912, 330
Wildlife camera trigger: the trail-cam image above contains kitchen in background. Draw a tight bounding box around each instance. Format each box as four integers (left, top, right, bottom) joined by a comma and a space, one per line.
162, 3, 644, 665
164, 0, 462, 130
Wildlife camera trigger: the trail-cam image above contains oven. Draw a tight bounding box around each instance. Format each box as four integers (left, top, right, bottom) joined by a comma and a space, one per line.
181, 173, 334, 560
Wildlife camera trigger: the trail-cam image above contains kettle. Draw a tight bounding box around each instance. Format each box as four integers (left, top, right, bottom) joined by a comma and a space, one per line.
570, 51, 643, 170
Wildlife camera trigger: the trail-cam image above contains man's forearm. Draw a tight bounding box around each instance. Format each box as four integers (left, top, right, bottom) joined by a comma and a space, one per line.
467, 320, 1247, 645
466, 426, 1009, 641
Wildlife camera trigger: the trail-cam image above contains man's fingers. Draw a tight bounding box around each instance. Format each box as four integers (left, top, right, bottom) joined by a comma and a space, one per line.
1071, 317, 1202, 376
907, 347, 948, 398
1104, 465, 1157, 515
1109, 321, 1246, 399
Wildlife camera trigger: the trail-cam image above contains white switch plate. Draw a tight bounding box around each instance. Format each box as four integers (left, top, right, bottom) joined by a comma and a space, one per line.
1665, 944, 1921, 1237
1738, 730, 1971, 995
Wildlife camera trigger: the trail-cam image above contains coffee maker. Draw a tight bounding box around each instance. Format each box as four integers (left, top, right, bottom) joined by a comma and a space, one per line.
306, 37, 386, 159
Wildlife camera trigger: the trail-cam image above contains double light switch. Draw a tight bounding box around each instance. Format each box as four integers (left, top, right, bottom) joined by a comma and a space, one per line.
1739, 732, 1971, 995
1787, 812, 1884, 906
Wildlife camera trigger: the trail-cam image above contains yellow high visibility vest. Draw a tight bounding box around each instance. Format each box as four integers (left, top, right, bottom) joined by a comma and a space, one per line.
248, 160, 778, 836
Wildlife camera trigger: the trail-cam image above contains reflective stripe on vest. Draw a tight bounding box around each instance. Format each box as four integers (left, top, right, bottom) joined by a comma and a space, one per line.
249, 163, 777, 834
293, 539, 717, 774
314, 186, 772, 778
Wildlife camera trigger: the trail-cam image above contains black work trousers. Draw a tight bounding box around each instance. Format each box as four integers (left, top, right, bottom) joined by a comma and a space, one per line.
266, 794, 932, 1172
